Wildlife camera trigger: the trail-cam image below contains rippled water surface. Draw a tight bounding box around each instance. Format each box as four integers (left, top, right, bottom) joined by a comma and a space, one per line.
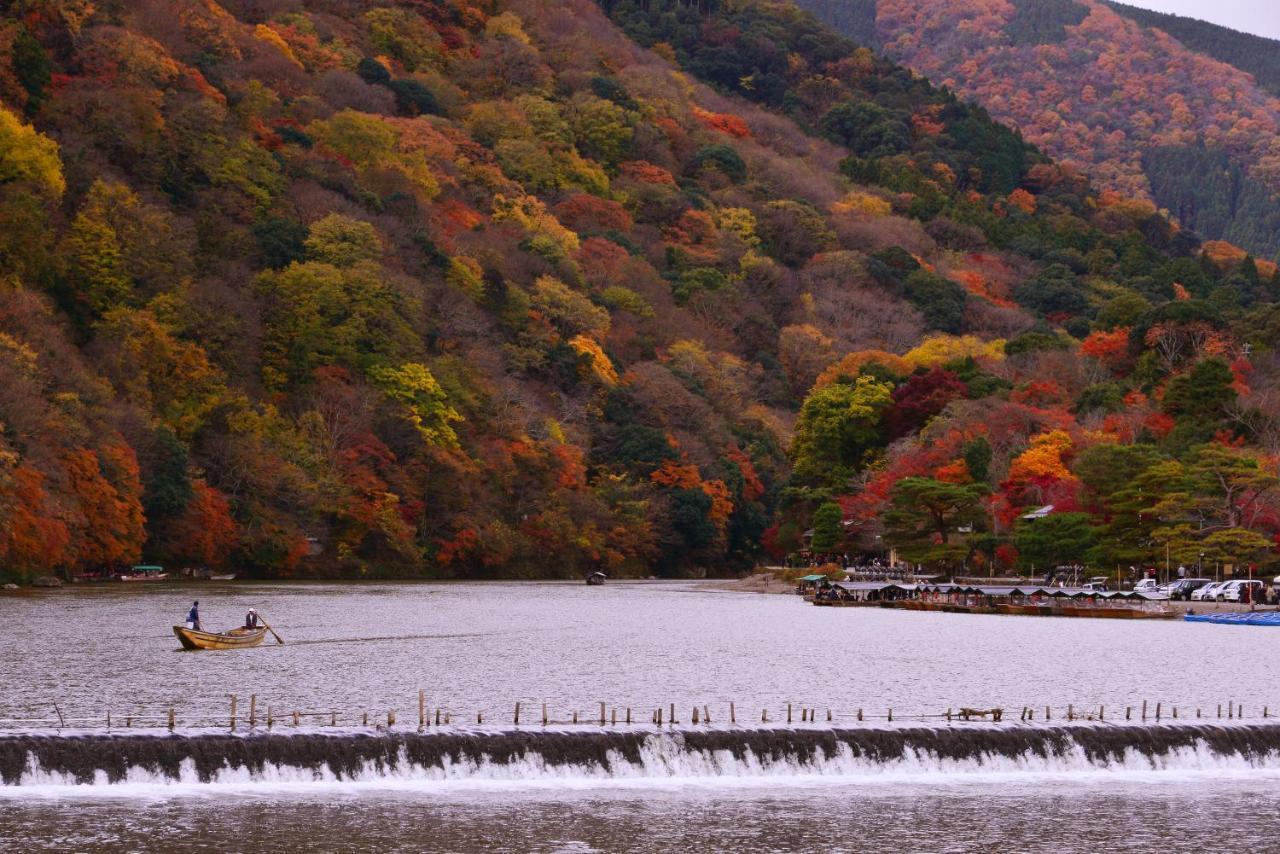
4, 580, 1280, 850
5, 775, 1280, 852
0, 580, 1275, 723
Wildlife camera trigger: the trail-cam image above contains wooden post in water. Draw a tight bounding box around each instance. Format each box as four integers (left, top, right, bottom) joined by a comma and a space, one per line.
600, 702, 606, 726
761, 709, 767, 723
267, 707, 273, 730
107, 712, 111, 729
363, 712, 368, 727
1068, 704, 1073, 721
230, 695, 237, 731
857, 708, 863, 722
250, 694, 257, 729
1173, 707, 1177, 719
514, 702, 521, 726
1045, 706, 1050, 720
626, 707, 631, 725
705, 705, 711, 724
420, 691, 426, 729
1142, 701, 1147, 721
787, 703, 792, 724
572, 710, 578, 724
330, 711, 336, 726
1156, 702, 1162, 721
888, 708, 893, 722
390, 710, 398, 727
692, 706, 700, 725
826, 709, 832, 723
670, 703, 675, 725
657, 707, 663, 726
293, 711, 300, 726
1099, 706, 1104, 721
1218, 704, 1223, 719
437, 708, 443, 726
541, 703, 547, 726
730, 702, 736, 724
477, 711, 482, 725
168, 707, 175, 731
126, 716, 131, 728
1125, 707, 1131, 720
611, 708, 616, 726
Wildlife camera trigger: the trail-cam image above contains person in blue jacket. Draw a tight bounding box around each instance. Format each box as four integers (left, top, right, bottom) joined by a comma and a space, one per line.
186, 600, 201, 631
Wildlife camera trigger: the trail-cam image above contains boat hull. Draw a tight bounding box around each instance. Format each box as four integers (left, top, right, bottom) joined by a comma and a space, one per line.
173, 625, 267, 650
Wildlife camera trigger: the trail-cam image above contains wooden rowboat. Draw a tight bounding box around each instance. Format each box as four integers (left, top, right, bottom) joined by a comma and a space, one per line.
173, 625, 267, 650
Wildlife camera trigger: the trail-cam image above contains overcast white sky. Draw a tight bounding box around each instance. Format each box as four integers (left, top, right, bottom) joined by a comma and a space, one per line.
1118, 0, 1280, 40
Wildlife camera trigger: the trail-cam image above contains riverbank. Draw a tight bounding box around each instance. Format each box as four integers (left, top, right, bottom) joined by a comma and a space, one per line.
696, 571, 795, 595
700, 572, 1280, 617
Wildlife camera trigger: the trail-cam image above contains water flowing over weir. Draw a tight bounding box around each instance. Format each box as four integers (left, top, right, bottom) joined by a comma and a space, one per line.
6, 724, 1280, 788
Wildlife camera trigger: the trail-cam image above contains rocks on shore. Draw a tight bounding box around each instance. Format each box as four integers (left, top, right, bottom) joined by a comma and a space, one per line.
31, 576, 63, 588
1, 583, 17, 590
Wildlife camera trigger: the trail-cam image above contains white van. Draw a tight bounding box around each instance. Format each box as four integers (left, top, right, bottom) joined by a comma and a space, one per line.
1218, 580, 1265, 603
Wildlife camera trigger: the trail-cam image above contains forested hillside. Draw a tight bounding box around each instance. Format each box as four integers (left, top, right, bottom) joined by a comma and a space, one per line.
0, 0, 1278, 583
1105, 2, 1280, 97
799, 0, 1280, 261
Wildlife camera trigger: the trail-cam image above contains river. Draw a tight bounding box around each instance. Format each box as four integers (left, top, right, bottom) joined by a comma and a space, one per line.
3, 580, 1279, 851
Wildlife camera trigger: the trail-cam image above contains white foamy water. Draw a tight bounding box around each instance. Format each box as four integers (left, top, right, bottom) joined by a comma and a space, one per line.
7, 726, 1280, 797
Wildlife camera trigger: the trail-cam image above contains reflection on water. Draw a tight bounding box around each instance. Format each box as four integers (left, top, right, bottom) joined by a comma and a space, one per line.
2, 580, 1280, 724
0, 775, 1274, 853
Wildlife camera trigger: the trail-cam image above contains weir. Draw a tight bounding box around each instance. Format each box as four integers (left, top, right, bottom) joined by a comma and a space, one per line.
5, 723, 1280, 787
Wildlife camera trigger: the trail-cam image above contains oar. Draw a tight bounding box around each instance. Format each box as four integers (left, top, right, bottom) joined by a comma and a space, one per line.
257, 614, 285, 645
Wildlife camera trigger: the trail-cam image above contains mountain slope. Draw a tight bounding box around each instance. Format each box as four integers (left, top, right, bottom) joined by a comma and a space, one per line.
799, 0, 1280, 261
1104, 2, 1280, 97
0, 0, 1276, 583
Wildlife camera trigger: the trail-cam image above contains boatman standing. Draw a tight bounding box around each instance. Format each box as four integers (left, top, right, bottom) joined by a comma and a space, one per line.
245, 608, 258, 629
186, 600, 201, 631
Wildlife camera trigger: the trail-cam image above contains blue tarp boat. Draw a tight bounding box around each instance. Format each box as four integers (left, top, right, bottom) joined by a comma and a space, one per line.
1184, 612, 1280, 626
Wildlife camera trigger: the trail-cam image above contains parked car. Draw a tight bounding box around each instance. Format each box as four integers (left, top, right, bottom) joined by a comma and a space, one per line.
1132, 578, 1169, 600
1218, 580, 1266, 603
1191, 581, 1225, 602
1166, 578, 1212, 601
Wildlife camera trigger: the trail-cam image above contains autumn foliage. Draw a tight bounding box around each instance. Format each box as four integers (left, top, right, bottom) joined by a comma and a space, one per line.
0, 0, 1277, 584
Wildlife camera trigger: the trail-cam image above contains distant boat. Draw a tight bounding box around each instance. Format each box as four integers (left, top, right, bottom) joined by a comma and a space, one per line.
208, 573, 236, 581
586, 571, 607, 586
119, 565, 168, 582
173, 625, 267, 650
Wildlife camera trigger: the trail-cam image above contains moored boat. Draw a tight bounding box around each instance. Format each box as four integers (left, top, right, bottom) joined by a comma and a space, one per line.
173, 625, 267, 650
120, 564, 168, 582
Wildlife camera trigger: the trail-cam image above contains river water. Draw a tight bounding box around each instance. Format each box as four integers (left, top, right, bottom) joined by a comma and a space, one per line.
3, 580, 1280, 851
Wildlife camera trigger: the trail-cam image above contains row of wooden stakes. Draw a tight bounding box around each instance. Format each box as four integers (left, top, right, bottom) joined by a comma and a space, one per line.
16, 696, 1276, 731
1017, 700, 1267, 722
